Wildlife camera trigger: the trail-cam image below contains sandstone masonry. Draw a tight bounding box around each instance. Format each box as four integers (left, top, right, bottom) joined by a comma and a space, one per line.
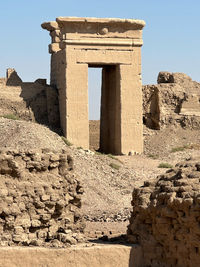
42, 17, 145, 155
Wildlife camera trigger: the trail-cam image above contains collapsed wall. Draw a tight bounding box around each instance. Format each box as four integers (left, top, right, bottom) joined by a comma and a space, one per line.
0, 149, 85, 248
0, 69, 60, 129
127, 158, 200, 267
143, 72, 200, 129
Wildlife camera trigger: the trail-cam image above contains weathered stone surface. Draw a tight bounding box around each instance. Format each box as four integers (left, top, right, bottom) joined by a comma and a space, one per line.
6, 68, 22, 86
0, 69, 60, 128
143, 72, 200, 129
0, 150, 85, 247
42, 17, 145, 155
127, 158, 200, 266
157, 71, 193, 84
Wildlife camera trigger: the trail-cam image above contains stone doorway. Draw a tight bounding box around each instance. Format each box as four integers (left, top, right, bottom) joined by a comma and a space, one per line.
88, 64, 121, 154
42, 17, 145, 154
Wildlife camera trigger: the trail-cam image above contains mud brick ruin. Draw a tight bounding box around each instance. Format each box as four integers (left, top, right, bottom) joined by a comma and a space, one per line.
42, 17, 145, 155
0, 149, 85, 247
127, 159, 200, 266
143, 71, 200, 130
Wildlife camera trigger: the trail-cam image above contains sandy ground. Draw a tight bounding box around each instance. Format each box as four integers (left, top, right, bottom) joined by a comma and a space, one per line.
79, 121, 200, 237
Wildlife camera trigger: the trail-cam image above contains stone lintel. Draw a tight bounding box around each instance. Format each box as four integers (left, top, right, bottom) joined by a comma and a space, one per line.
42, 17, 145, 33
56, 16, 145, 29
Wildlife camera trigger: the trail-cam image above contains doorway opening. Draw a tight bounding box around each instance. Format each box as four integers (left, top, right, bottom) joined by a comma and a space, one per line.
88, 64, 121, 155
88, 67, 102, 151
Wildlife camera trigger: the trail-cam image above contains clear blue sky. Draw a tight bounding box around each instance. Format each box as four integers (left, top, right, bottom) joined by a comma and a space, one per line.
0, 0, 199, 119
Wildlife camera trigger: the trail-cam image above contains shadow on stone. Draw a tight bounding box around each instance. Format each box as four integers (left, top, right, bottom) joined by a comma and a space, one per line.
6, 69, 22, 86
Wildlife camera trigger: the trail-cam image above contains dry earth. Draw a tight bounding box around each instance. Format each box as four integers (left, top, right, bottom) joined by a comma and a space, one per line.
86, 121, 200, 237
1, 118, 200, 239
0, 118, 65, 151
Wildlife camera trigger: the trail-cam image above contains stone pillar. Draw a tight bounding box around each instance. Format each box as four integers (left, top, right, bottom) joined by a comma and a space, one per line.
65, 60, 89, 148
100, 62, 143, 155
119, 63, 143, 154
47, 47, 89, 149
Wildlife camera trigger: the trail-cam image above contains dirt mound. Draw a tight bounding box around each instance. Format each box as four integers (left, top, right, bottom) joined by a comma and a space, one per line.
144, 126, 200, 158
128, 158, 200, 267
0, 118, 65, 151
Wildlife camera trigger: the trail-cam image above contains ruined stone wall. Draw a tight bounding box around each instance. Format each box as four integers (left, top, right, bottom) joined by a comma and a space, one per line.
143, 72, 200, 130
127, 158, 200, 267
6, 68, 23, 86
0, 69, 60, 129
0, 149, 85, 248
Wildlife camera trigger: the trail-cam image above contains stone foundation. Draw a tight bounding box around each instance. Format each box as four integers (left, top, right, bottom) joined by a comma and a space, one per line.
0, 149, 85, 247
127, 158, 200, 266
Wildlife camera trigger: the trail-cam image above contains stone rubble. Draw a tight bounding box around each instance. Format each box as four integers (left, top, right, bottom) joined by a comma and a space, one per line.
83, 208, 131, 223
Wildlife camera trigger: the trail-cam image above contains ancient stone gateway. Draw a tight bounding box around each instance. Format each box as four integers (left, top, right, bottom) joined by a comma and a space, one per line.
42, 17, 145, 155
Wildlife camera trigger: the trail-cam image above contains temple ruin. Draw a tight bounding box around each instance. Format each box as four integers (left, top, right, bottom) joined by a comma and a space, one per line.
42, 17, 145, 155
